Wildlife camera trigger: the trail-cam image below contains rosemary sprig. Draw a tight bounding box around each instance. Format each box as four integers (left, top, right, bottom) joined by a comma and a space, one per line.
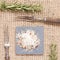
0, 1, 7, 10
0, 1, 42, 12
49, 43, 57, 60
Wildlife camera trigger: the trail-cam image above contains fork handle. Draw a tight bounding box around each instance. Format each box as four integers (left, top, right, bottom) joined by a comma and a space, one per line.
44, 17, 60, 23
5, 47, 10, 60
5, 56, 10, 60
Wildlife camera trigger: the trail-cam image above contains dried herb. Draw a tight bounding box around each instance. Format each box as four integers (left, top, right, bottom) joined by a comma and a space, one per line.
0, 1, 42, 12
49, 43, 57, 60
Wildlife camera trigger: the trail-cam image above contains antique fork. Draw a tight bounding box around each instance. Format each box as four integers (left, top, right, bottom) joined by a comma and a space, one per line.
16, 15, 60, 23
4, 25, 10, 60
